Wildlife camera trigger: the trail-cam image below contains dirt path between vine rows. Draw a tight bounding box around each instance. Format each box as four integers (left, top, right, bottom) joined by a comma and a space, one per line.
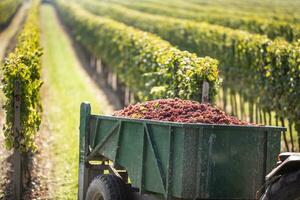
0, 2, 120, 198
26, 4, 119, 199
0, 2, 29, 199
0, 3, 29, 62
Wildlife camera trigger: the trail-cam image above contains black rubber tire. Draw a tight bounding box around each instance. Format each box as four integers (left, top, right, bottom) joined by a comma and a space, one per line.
261, 170, 300, 200
85, 174, 129, 200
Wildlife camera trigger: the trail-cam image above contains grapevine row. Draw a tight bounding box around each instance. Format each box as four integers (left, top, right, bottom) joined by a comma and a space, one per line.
144, 0, 300, 23
112, 0, 300, 42
1, 0, 43, 152
54, 0, 219, 103
0, 0, 23, 29
189, 0, 300, 19
79, 0, 300, 135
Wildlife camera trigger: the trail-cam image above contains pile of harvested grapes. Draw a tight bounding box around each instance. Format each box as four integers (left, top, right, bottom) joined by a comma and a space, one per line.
113, 98, 251, 125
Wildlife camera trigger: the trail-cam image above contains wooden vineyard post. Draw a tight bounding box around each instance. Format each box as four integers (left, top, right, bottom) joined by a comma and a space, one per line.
13, 80, 22, 200
202, 81, 209, 103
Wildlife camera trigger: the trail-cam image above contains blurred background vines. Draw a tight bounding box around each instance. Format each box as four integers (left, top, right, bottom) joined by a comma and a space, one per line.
75, 0, 300, 151
0, 0, 23, 30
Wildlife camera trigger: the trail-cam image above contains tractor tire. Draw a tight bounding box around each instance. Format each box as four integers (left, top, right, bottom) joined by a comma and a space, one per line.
261, 169, 300, 200
85, 174, 129, 200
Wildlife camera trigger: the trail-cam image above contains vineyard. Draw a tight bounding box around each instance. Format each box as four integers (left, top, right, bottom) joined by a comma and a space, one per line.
0, 0, 299, 199
76, 0, 300, 151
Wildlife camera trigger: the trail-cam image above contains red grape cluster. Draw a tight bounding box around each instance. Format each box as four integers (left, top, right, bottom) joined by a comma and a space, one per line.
113, 98, 251, 125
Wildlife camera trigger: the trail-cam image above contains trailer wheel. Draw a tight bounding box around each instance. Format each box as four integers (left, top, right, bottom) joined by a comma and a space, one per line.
85, 174, 129, 200
261, 169, 300, 200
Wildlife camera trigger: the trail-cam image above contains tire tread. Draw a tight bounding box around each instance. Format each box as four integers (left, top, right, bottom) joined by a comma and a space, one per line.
85, 174, 128, 200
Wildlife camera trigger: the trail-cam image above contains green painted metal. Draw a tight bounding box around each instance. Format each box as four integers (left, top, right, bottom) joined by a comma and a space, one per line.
78, 103, 91, 200
79, 102, 285, 199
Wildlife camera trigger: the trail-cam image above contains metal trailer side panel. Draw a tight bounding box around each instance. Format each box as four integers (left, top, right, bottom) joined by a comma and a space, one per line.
88, 118, 183, 198
78, 103, 91, 200
79, 103, 284, 200
180, 126, 281, 199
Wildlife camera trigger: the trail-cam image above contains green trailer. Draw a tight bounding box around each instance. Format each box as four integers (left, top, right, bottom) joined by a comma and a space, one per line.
78, 102, 285, 200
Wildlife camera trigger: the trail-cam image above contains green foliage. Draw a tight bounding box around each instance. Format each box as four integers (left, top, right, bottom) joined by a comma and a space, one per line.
1, 1, 43, 152
113, 0, 300, 42
0, 0, 22, 28
80, 0, 300, 130
135, 0, 300, 24
55, 0, 220, 102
